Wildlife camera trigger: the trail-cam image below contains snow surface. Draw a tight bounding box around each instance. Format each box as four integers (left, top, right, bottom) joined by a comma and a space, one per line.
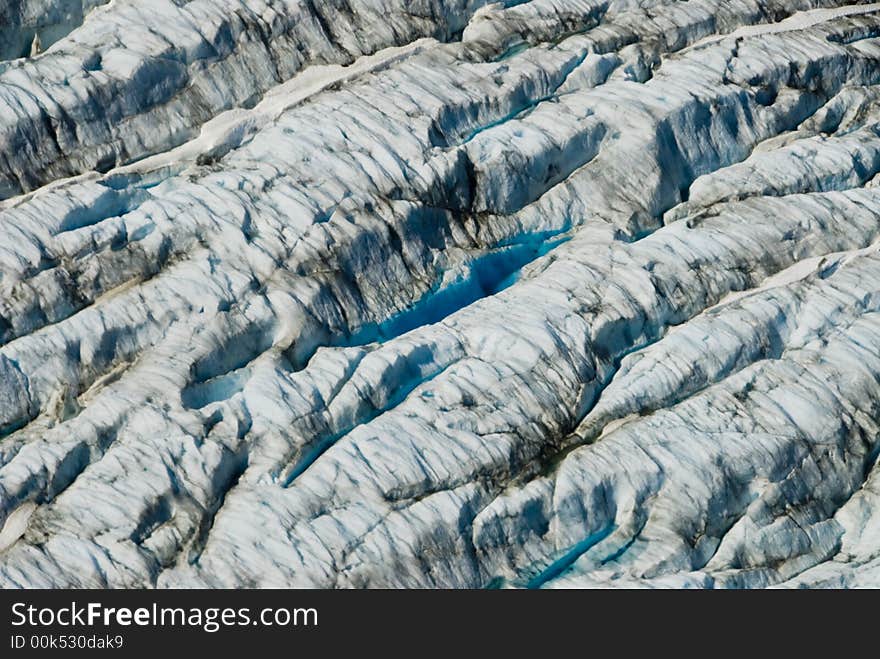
0, 0, 879, 588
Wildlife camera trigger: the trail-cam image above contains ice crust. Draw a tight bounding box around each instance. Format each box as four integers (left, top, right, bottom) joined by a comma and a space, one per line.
0, 0, 879, 588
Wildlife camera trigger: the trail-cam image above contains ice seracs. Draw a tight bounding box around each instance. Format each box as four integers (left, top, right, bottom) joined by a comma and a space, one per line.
0, 0, 879, 589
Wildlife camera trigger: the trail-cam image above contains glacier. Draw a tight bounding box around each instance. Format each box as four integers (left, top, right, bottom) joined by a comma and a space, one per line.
0, 0, 879, 588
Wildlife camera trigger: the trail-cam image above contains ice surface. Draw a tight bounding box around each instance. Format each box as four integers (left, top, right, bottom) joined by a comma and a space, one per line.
0, 0, 879, 588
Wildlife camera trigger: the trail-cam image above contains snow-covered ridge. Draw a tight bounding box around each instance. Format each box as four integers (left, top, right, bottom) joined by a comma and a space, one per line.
0, 0, 496, 198
0, 0, 879, 588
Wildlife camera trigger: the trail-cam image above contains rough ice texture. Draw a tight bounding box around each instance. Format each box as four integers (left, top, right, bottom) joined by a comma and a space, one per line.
0, 0, 879, 588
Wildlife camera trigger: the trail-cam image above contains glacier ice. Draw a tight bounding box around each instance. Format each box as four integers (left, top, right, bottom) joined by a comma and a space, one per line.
0, 0, 879, 588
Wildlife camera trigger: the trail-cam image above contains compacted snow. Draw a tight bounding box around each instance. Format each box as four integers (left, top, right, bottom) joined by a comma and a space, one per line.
0, 0, 879, 588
